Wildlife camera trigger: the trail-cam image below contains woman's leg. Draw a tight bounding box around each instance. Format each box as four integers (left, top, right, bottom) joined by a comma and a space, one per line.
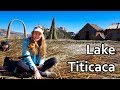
13, 60, 34, 77
39, 57, 57, 77
3, 57, 32, 74
40, 57, 57, 72
15, 60, 31, 74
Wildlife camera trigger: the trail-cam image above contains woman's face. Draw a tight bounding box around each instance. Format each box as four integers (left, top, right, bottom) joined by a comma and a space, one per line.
32, 31, 42, 41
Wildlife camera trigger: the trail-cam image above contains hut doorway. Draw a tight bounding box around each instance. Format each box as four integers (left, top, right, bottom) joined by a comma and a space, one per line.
86, 31, 90, 40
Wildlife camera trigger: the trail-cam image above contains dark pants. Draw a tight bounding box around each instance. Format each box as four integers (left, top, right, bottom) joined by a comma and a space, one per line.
3, 57, 57, 77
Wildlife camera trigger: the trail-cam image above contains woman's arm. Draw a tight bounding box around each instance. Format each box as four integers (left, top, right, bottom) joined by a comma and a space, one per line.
22, 38, 41, 79
36, 58, 45, 69
22, 38, 37, 70
39, 58, 45, 65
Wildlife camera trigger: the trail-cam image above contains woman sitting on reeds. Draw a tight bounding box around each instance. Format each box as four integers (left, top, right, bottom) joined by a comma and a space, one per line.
1, 26, 57, 79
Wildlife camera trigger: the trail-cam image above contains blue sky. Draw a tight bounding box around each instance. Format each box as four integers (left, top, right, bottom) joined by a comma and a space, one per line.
0, 11, 120, 34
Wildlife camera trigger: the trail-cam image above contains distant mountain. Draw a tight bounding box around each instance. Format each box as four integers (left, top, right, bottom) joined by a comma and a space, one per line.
0, 29, 27, 38
0, 28, 75, 39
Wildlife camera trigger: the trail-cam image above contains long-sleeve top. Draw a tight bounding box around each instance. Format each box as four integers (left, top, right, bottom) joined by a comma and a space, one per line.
22, 38, 44, 70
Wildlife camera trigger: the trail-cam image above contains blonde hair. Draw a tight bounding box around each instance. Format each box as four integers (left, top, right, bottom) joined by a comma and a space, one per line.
28, 27, 46, 59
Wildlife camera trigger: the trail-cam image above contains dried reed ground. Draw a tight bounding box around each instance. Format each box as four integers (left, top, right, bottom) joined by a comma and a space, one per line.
0, 39, 120, 79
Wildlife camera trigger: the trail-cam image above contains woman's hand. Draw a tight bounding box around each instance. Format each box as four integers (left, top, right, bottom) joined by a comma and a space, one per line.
34, 69, 42, 79
36, 65, 43, 69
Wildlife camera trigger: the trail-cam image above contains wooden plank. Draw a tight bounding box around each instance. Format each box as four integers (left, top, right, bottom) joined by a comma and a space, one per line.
0, 75, 33, 79
0, 76, 17, 79
0, 70, 34, 79
0, 70, 7, 72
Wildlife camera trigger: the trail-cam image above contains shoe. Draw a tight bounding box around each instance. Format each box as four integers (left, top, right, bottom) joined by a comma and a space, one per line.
45, 71, 57, 78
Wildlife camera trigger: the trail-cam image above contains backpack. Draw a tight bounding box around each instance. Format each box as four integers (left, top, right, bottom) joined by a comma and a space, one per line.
0, 41, 10, 51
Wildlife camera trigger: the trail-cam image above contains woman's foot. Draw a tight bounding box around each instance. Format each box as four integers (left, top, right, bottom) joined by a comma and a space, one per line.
45, 71, 57, 78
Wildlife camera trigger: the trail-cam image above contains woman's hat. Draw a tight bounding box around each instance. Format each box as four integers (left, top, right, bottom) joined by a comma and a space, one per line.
33, 26, 44, 34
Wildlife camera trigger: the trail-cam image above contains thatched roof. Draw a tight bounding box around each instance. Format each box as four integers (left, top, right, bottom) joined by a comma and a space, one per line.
99, 33, 105, 39
95, 31, 105, 40
106, 23, 120, 29
90, 24, 103, 31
